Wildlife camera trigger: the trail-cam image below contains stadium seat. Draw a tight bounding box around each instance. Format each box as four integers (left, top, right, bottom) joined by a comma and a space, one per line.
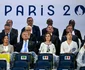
35, 61, 52, 69
13, 61, 29, 70
59, 53, 75, 62
34, 67, 49, 70
14, 53, 33, 62
80, 66, 85, 70
57, 67, 73, 70
0, 68, 2, 70
11, 67, 26, 70
0, 60, 7, 70
35, 53, 53, 70
38, 53, 53, 61
58, 53, 75, 69
14, 53, 34, 68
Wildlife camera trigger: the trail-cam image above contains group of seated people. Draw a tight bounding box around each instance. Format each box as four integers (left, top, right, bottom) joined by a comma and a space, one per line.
0, 17, 85, 70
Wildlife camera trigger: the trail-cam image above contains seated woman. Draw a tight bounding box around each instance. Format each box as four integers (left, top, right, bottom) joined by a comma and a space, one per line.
0, 35, 14, 70
0, 35, 14, 53
60, 32, 78, 54
39, 32, 59, 67
76, 42, 85, 70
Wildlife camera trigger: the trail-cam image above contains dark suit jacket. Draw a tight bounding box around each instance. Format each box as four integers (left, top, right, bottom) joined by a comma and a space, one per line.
14, 41, 36, 53
2, 28, 18, 37
11, 28, 18, 37
20, 25, 40, 41
0, 31, 17, 45
42, 27, 59, 37
62, 29, 82, 41
20, 34, 37, 43
39, 34, 60, 55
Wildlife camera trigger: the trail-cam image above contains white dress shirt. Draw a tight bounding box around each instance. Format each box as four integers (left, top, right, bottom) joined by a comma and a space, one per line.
60, 41, 78, 54
39, 42, 56, 54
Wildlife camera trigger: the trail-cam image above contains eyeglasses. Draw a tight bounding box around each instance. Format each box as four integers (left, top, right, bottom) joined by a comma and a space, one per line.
27, 20, 33, 22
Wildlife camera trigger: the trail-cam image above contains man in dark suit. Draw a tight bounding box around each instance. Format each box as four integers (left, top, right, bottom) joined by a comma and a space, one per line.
62, 20, 82, 42
2, 19, 18, 37
14, 31, 36, 53
42, 18, 59, 37
0, 23, 17, 45
20, 25, 36, 43
20, 17, 40, 41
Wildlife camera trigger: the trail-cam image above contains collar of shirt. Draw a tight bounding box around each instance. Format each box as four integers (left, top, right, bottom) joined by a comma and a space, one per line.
23, 40, 29, 43
72, 30, 75, 35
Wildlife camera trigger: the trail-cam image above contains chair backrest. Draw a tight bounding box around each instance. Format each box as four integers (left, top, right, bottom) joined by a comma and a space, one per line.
38, 53, 53, 61
0, 68, 2, 70
34, 67, 49, 70
80, 66, 85, 70
35, 61, 52, 70
59, 61, 74, 68
14, 53, 33, 63
11, 67, 26, 70
0, 60, 7, 70
59, 53, 75, 62
13, 61, 29, 69
57, 67, 73, 70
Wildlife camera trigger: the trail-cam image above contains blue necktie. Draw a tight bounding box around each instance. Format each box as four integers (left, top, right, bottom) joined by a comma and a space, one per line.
24, 41, 28, 52
82, 51, 85, 63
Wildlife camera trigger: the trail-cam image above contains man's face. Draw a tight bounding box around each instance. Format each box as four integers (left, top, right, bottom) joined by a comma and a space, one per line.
4, 26, 10, 33
66, 32, 72, 40
22, 32, 29, 40
6, 20, 12, 27
25, 27, 31, 35
66, 26, 73, 33
46, 25, 53, 33
27, 18, 33, 26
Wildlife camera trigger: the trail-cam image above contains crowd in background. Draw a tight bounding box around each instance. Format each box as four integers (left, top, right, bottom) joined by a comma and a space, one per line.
0, 17, 85, 69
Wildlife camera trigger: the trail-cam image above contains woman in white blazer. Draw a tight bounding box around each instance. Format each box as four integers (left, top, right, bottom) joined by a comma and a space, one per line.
0, 35, 14, 53
60, 32, 78, 54
39, 33, 59, 67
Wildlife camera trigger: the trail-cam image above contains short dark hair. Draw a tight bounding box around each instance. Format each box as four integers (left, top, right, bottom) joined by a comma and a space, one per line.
46, 18, 53, 25
4, 23, 10, 27
6, 19, 13, 25
44, 32, 52, 41
2, 35, 8, 43
27, 17, 33, 22
69, 19, 75, 24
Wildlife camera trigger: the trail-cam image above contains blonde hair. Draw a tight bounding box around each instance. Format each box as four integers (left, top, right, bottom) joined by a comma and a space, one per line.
25, 25, 32, 30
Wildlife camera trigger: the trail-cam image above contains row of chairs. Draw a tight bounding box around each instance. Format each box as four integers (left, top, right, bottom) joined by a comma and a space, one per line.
0, 53, 85, 70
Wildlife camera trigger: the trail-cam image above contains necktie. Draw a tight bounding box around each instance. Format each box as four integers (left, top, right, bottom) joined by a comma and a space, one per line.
6, 33, 10, 43
8, 34, 10, 43
82, 51, 85, 63
24, 41, 28, 52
